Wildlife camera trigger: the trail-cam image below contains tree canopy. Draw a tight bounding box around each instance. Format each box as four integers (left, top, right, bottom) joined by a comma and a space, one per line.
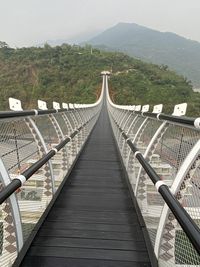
0, 44, 199, 116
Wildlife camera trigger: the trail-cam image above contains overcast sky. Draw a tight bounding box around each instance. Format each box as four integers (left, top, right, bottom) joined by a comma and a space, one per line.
1, 0, 200, 47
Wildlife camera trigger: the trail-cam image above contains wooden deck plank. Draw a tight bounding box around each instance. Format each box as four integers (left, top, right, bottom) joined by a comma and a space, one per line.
27, 246, 150, 262
37, 228, 145, 241
22, 256, 151, 267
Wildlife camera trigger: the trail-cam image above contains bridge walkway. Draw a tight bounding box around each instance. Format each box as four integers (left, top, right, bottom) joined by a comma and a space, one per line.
20, 107, 151, 267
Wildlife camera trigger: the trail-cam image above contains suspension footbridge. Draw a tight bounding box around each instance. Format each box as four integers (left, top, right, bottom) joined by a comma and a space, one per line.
0, 74, 199, 267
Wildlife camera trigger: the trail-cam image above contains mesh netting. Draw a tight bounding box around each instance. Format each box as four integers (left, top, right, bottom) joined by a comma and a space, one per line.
0, 108, 96, 267
35, 115, 66, 189
0, 118, 43, 266
125, 116, 147, 189
109, 106, 200, 267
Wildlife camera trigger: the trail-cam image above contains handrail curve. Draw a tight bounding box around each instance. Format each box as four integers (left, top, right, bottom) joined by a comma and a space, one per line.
105, 73, 200, 266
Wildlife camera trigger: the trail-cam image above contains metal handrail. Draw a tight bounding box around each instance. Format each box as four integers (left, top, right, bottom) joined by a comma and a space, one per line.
0, 106, 98, 119
104, 71, 200, 256
0, 110, 98, 205
104, 71, 200, 265
0, 109, 65, 119
135, 111, 200, 129
0, 82, 105, 120
112, 116, 200, 254
108, 92, 200, 130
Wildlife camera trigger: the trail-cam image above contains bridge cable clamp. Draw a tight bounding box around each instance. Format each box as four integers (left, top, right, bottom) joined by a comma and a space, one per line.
17, 175, 26, 186
134, 151, 141, 157
155, 180, 166, 191
33, 109, 38, 116
194, 118, 200, 129
126, 137, 131, 143
66, 135, 72, 141
157, 113, 161, 120
52, 147, 58, 154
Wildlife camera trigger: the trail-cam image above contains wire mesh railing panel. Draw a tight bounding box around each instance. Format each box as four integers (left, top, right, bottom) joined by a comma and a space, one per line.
67, 111, 78, 130
34, 115, 65, 189
137, 119, 162, 151
135, 124, 200, 251
134, 122, 168, 247
137, 176, 164, 246
0, 117, 55, 245
0, 191, 18, 267
109, 107, 200, 266
17, 162, 53, 241
105, 73, 200, 267
109, 105, 200, 266
124, 118, 200, 265
53, 113, 70, 136
34, 116, 59, 147
129, 116, 146, 138
157, 125, 200, 174
125, 117, 146, 188
158, 219, 200, 267
0, 119, 39, 174
124, 113, 137, 133
158, 152, 200, 266
137, 174, 164, 233
61, 112, 80, 167
0, 118, 44, 265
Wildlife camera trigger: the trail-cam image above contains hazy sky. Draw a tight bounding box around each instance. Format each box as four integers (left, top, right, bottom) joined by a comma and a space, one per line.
1, 0, 200, 47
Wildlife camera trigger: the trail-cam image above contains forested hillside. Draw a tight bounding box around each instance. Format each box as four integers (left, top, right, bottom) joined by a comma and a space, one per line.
0, 43, 199, 116
88, 22, 200, 88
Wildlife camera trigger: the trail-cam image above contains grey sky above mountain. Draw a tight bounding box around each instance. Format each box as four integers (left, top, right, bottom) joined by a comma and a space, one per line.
1, 0, 200, 47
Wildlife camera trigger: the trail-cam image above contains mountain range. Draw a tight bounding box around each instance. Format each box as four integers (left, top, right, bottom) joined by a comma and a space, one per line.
87, 23, 200, 87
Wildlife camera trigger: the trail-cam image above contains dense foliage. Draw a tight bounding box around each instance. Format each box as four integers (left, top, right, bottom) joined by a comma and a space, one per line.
0, 43, 199, 116
109, 62, 200, 115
